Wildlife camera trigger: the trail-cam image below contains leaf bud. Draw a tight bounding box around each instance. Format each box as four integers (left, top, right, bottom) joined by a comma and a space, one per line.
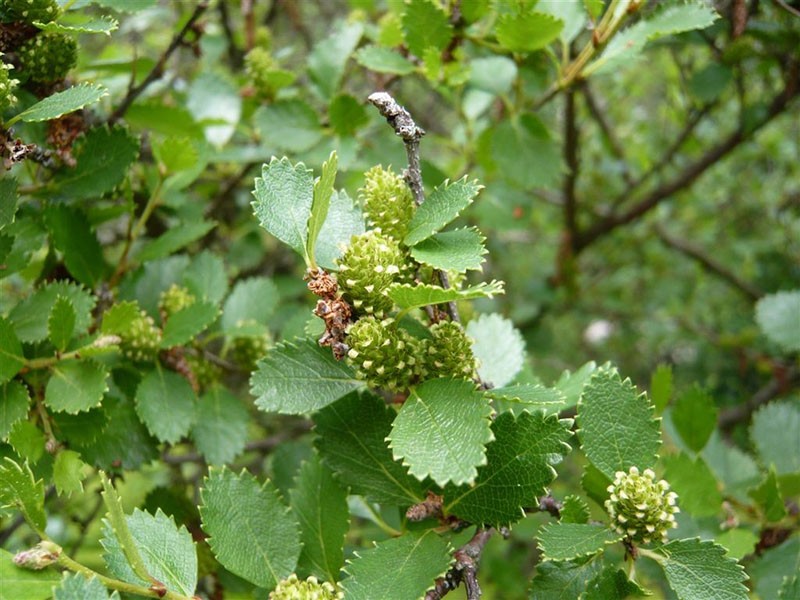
13, 541, 61, 570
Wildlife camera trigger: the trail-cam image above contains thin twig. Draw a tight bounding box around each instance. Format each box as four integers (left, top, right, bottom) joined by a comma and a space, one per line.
425, 528, 494, 600
556, 88, 580, 287
654, 224, 762, 301
774, 0, 800, 18
575, 68, 800, 253
368, 92, 460, 322
218, 0, 244, 69
108, 2, 209, 124
718, 366, 800, 432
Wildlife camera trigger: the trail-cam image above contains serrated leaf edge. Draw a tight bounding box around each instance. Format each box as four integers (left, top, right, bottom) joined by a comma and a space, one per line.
536, 522, 624, 562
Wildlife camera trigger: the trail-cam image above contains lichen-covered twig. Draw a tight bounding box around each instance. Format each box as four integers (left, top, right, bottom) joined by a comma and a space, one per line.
367, 91, 460, 322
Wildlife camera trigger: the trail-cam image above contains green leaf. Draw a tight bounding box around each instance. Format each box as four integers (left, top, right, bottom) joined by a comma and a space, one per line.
387, 280, 505, 311
160, 300, 219, 348
650, 363, 673, 414
151, 136, 198, 173
780, 575, 800, 599
35, 15, 119, 35
355, 45, 416, 75
751, 400, 800, 474
577, 370, 661, 479
45, 360, 109, 414
252, 157, 314, 262
43, 205, 108, 286
254, 100, 322, 153
654, 538, 748, 600
48, 296, 76, 352
53, 573, 119, 600
135, 368, 195, 444
308, 21, 363, 100
466, 313, 525, 388
250, 339, 363, 415
404, 177, 482, 246
469, 56, 517, 95
221, 277, 279, 333
560, 495, 590, 524
314, 189, 366, 271
671, 385, 717, 453
191, 387, 249, 466
0, 177, 18, 230
444, 411, 572, 525
342, 530, 452, 600
100, 301, 141, 336
496, 12, 564, 53
554, 361, 598, 410
289, 454, 349, 582
186, 72, 241, 147
585, 567, 647, 600
589, 4, 719, 75
0, 549, 61, 600
410, 227, 487, 272
662, 453, 722, 517
755, 291, 800, 352
1, 381, 30, 440
199, 468, 300, 590
314, 391, 425, 505
702, 431, 761, 500
0, 316, 24, 384
79, 397, 158, 471
328, 94, 369, 136
401, 0, 453, 57
388, 378, 493, 486
749, 537, 799, 600
8, 421, 45, 463
136, 221, 215, 262
54, 126, 139, 200
307, 151, 338, 269
715, 528, 758, 561
101, 508, 197, 596
9, 83, 108, 124
0, 458, 46, 533
749, 467, 787, 522
529, 559, 602, 600
537, 523, 623, 562
489, 114, 561, 189
184, 250, 228, 305
53, 450, 89, 497
484, 384, 565, 408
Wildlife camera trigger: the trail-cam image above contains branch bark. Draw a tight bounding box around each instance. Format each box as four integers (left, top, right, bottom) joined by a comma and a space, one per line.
425, 528, 494, 600
718, 365, 800, 432
654, 224, 762, 301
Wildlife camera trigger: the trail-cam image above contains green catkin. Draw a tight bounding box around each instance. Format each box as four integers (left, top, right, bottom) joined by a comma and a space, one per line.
269, 574, 343, 600
346, 316, 424, 392
3, 0, 60, 24
360, 165, 415, 241
605, 466, 680, 544
120, 311, 162, 362
336, 229, 410, 316
17, 32, 77, 82
0, 57, 19, 111
426, 320, 477, 380
158, 284, 196, 319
